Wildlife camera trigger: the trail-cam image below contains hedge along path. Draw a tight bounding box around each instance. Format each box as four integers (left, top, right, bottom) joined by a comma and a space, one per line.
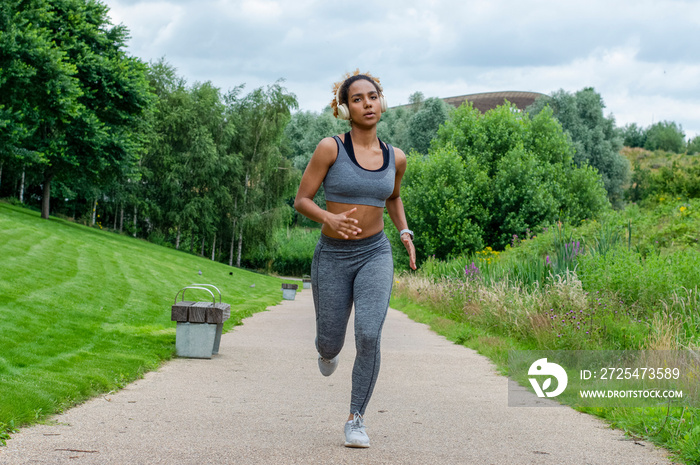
1, 277, 671, 464
0, 202, 292, 435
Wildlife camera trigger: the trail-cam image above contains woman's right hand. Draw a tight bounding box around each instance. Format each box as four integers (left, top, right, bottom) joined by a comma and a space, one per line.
324, 207, 362, 239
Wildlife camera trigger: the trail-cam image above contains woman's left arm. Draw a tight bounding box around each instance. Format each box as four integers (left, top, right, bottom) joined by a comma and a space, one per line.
386, 148, 417, 270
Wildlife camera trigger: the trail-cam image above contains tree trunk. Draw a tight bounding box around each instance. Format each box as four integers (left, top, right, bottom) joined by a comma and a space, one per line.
229, 218, 237, 266
235, 174, 249, 268
200, 235, 205, 256
41, 172, 53, 219
113, 205, 117, 230
175, 225, 181, 250
91, 198, 97, 226
211, 233, 216, 261
133, 205, 137, 237
236, 230, 243, 268
19, 167, 25, 203
0, 160, 4, 190
119, 206, 124, 233
190, 230, 194, 254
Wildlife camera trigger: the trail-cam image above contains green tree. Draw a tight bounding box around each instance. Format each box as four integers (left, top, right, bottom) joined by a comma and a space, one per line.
688, 136, 700, 155
528, 88, 630, 208
49, 0, 152, 220
408, 91, 425, 109
644, 121, 686, 153
284, 106, 347, 172
0, 0, 82, 208
0, 0, 152, 219
404, 101, 609, 259
406, 97, 451, 154
141, 60, 236, 255
283, 107, 347, 228
228, 80, 298, 267
377, 91, 443, 151
376, 105, 411, 149
621, 123, 647, 148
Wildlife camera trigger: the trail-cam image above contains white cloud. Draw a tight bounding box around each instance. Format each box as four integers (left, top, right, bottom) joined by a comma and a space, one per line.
102, 0, 700, 138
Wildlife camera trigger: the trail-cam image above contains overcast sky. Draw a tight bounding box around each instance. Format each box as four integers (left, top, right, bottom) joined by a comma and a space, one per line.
103, 0, 700, 138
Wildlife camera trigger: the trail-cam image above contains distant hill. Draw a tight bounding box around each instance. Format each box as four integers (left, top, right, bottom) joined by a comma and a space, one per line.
393, 91, 547, 113
443, 91, 548, 112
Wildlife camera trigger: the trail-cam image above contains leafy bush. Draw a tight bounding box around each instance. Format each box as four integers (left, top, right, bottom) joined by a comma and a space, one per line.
402, 101, 609, 263
244, 227, 320, 276
401, 145, 489, 261
627, 162, 700, 202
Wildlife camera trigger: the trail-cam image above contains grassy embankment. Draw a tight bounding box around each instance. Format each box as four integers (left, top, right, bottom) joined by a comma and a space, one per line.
0, 202, 296, 443
621, 146, 700, 172
391, 199, 700, 464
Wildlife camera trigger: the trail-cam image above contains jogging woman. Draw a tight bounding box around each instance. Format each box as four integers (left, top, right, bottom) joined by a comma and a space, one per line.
294, 71, 416, 448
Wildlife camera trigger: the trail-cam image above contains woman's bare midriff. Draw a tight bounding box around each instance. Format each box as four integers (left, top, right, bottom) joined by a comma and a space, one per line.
322, 201, 385, 240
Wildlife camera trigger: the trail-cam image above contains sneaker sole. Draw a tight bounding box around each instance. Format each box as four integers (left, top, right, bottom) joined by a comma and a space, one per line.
318, 356, 338, 376
344, 441, 370, 448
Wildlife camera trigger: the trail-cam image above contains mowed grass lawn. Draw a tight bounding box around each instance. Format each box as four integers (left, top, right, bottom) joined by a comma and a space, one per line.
0, 202, 291, 437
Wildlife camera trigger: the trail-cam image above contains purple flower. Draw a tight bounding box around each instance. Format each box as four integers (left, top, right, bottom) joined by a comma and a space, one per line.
464, 262, 481, 281
546, 255, 551, 265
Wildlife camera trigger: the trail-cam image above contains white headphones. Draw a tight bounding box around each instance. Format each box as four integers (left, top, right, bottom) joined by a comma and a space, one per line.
335, 79, 388, 120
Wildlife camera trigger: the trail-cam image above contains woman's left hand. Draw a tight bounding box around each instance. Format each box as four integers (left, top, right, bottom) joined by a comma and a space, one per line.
401, 233, 417, 270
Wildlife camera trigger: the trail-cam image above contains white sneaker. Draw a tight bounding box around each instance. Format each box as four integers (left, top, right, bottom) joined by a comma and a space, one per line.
344, 413, 370, 448
318, 354, 338, 376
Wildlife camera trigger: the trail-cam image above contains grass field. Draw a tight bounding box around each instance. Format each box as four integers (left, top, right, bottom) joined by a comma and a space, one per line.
0, 202, 294, 441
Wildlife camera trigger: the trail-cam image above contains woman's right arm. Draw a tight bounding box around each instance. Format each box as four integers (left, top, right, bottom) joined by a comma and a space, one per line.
294, 137, 362, 239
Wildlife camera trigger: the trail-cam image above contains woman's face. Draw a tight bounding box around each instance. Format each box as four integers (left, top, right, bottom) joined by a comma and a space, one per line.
346, 79, 382, 126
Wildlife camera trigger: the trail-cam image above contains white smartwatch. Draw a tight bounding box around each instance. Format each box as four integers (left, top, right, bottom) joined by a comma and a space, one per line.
399, 229, 414, 240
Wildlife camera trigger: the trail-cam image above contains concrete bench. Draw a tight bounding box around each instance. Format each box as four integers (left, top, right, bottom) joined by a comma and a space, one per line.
282, 283, 298, 300
172, 284, 230, 359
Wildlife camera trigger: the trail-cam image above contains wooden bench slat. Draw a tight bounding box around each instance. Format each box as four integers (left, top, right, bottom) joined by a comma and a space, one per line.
171, 301, 196, 322
172, 301, 231, 323
188, 301, 209, 323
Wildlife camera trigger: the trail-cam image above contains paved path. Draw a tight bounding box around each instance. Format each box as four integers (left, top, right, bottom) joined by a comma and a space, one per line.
0, 288, 671, 464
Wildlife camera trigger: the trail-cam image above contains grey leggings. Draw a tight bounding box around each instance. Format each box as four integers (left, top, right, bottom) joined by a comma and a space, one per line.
311, 231, 394, 416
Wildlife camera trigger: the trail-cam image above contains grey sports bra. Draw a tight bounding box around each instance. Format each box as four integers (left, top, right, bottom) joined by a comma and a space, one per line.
323, 134, 396, 208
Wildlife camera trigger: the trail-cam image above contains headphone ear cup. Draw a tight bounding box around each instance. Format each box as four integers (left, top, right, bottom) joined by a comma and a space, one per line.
335, 85, 350, 120
337, 103, 350, 120
380, 95, 388, 112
